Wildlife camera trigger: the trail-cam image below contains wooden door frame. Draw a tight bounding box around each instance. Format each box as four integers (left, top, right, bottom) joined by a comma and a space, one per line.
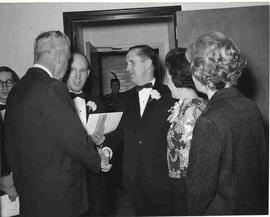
63, 5, 181, 52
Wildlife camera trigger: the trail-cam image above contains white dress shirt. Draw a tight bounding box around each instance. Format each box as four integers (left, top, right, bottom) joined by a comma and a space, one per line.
0, 102, 6, 120
138, 78, 155, 116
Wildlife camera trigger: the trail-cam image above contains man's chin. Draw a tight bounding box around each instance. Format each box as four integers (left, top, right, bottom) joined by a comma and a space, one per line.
73, 85, 83, 90
72, 87, 83, 92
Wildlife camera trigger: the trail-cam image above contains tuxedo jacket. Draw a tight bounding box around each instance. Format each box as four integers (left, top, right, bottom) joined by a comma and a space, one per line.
71, 91, 104, 124
109, 81, 175, 190
4, 67, 101, 217
70, 91, 105, 215
186, 87, 268, 215
84, 93, 104, 117
0, 116, 2, 177
1, 113, 11, 177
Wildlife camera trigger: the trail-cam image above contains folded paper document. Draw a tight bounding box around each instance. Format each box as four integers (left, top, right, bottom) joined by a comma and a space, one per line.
0, 195, 19, 217
86, 112, 123, 135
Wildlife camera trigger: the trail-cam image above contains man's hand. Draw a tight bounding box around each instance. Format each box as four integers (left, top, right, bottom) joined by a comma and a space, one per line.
90, 131, 105, 146
99, 148, 112, 172
0, 173, 18, 201
6, 186, 18, 201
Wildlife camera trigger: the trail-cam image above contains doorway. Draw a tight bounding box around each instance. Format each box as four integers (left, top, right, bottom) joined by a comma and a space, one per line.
63, 6, 181, 97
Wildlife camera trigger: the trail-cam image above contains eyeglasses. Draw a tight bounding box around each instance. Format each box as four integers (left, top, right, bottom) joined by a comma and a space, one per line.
0, 79, 14, 88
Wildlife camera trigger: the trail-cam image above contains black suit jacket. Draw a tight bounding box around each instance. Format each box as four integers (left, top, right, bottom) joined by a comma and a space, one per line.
0, 115, 2, 177
4, 67, 101, 217
186, 87, 268, 215
71, 92, 104, 123
109, 81, 174, 191
1, 113, 11, 177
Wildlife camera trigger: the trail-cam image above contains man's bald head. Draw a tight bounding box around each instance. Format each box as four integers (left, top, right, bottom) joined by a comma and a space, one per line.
66, 52, 90, 93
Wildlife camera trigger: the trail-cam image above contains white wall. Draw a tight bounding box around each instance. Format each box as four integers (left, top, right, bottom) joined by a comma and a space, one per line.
0, 2, 268, 77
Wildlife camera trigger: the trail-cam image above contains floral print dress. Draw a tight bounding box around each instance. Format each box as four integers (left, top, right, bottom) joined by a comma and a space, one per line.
167, 97, 207, 179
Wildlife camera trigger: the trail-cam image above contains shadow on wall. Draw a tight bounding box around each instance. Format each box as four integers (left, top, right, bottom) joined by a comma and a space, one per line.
238, 67, 256, 99
238, 66, 269, 145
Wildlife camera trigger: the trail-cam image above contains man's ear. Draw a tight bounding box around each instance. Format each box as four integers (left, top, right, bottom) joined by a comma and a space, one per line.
57, 49, 63, 64
87, 69, 90, 78
145, 58, 152, 70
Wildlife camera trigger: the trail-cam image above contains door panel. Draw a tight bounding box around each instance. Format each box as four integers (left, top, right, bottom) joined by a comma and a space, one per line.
85, 42, 101, 97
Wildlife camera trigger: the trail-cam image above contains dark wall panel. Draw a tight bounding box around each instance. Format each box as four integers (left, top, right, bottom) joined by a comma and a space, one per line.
177, 5, 269, 134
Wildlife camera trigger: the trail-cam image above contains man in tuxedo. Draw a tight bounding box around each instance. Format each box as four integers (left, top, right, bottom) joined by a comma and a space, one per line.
0, 66, 19, 202
107, 45, 175, 216
65, 52, 113, 216
4, 31, 110, 217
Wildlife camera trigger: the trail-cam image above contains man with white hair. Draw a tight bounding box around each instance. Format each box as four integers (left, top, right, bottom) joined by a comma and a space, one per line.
4, 31, 109, 217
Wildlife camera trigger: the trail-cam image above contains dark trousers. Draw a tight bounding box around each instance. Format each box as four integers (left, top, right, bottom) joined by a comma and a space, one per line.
129, 175, 170, 216
82, 170, 121, 217
168, 177, 188, 216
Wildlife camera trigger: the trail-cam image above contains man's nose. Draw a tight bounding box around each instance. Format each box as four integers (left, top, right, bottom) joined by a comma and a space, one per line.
75, 71, 81, 79
1, 83, 9, 90
126, 64, 130, 72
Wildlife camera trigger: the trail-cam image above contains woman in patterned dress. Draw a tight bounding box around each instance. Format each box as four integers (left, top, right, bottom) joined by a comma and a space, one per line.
165, 48, 207, 215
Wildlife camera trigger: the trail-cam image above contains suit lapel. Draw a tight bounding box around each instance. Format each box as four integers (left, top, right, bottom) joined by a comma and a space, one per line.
141, 81, 163, 120
127, 88, 141, 121
84, 94, 92, 122
84, 94, 103, 122
134, 89, 141, 120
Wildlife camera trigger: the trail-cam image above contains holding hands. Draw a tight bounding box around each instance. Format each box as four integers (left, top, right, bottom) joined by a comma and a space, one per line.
99, 147, 112, 172
90, 131, 105, 146
90, 131, 113, 172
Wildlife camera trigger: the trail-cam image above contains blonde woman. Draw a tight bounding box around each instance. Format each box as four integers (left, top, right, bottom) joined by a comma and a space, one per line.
186, 32, 267, 215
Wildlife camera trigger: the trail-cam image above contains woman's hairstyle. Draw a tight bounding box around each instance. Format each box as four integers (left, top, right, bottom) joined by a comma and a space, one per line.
165, 48, 195, 90
0, 66, 20, 82
186, 31, 247, 90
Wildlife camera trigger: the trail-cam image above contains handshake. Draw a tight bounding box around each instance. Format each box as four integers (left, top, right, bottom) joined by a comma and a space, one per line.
90, 131, 113, 172
99, 147, 113, 172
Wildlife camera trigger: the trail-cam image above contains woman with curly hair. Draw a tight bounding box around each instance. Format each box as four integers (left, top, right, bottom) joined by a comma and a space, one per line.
165, 48, 207, 215
185, 32, 267, 215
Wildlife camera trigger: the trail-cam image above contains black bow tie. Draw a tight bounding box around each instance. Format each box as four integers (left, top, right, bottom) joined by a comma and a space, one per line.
70, 92, 85, 100
0, 104, 6, 111
136, 83, 153, 92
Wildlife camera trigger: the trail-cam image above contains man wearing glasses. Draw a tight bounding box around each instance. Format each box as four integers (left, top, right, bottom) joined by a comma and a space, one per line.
0, 66, 19, 203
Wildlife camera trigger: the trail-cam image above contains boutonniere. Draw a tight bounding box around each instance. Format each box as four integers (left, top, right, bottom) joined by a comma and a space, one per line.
150, 89, 161, 101
86, 100, 97, 112
167, 100, 184, 123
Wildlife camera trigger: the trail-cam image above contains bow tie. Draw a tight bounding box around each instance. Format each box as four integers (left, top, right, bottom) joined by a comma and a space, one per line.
0, 104, 6, 111
70, 92, 85, 100
136, 83, 153, 92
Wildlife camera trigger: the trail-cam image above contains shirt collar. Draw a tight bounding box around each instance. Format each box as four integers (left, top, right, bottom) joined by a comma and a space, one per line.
150, 78, 156, 86
33, 64, 54, 78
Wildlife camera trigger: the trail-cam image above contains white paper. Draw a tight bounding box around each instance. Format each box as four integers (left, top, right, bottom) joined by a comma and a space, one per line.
0, 195, 19, 217
86, 112, 123, 135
